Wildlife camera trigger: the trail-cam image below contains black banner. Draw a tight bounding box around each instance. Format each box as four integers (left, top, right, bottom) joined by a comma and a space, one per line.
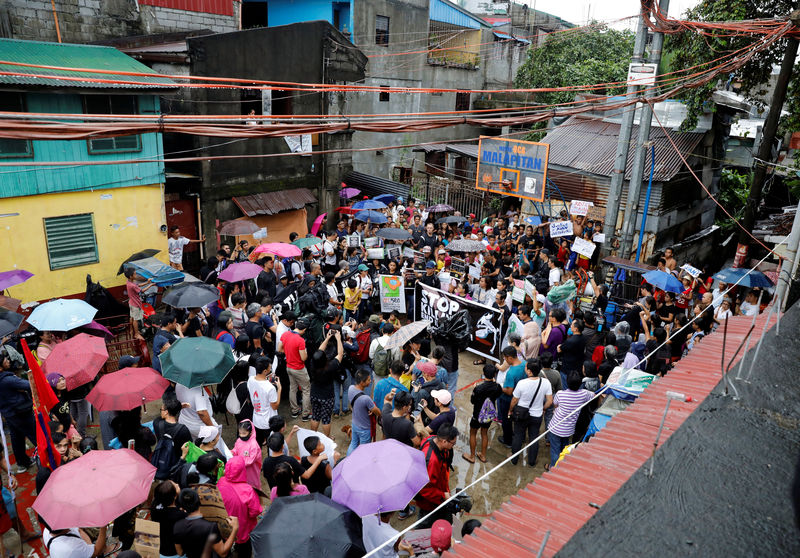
415, 283, 505, 363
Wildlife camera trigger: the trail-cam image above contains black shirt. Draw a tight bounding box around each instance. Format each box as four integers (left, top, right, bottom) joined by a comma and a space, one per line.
153, 418, 192, 460
470, 381, 502, 419
310, 359, 337, 400
151, 506, 187, 556
419, 272, 438, 289
262, 454, 303, 488
559, 334, 586, 373
173, 516, 220, 558
244, 320, 265, 352
381, 403, 418, 446
185, 315, 204, 337
257, 269, 277, 298
300, 456, 331, 494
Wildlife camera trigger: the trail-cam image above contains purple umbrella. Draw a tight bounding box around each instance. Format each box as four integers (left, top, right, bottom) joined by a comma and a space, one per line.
340, 187, 360, 199
77, 320, 115, 340
217, 262, 263, 282
0, 269, 33, 291
331, 439, 429, 516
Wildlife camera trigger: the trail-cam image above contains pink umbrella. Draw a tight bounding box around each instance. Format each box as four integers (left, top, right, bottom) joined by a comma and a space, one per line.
87, 367, 169, 411
42, 333, 108, 390
33, 449, 156, 529
311, 213, 327, 236
340, 187, 360, 199
218, 261, 263, 282
252, 242, 302, 259
77, 320, 115, 339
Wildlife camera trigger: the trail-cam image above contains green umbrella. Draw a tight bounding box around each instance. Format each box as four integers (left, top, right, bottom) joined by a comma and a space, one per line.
291, 236, 323, 250
159, 337, 236, 388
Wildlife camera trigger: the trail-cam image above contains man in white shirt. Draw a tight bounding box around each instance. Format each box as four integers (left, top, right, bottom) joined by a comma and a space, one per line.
167, 226, 204, 271
175, 383, 229, 456
272, 310, 296, 371
247, 356, 280, 445
369, 322, 399, 363
323, 231, 338, 274
739, 290, 760, 317
548, 257, 562, 287
43, 524, 109, 558
508, 359, 553, 466
711, 281, 727, 309
362, 512, 414, 557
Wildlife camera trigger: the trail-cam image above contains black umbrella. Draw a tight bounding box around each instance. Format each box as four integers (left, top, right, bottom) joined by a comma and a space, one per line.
250, 493, 365, 558
435, 215, 467, 225
376, 228, 412, 241
161, 282, 220, 309
0, 308, 23, 338
117, 249, 161, 275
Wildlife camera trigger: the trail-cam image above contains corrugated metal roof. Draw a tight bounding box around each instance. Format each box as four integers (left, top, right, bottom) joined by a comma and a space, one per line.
0, 38, 176, 90
446, 144, 479, 159
342, 171, 410, 200
430, 0, 489, 29
541, 116, 704, 182
412, 143, 448, 153
447, 312, 775, 558
232, 188, 317, 217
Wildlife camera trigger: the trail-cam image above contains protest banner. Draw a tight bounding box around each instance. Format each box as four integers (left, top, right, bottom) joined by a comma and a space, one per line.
415, 283, 504, 363
379, 275, 406, 313
570, 200, 593, 216
572, 237, 597, 258
347, 235, 360, 247
549, 220, 572, 238
367, 248, 385, 260
681, 263, 701, 278
512, 279, 526, 303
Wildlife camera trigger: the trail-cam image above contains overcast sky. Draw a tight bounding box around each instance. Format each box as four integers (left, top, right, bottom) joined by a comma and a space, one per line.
529, 0, 701, 30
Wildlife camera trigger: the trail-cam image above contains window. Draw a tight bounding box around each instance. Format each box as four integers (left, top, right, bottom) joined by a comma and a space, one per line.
379, 86, 390, 102
44, 213, 99, 270
84, 95, 141, 153
272, 90, 293, 116
0, 92, 32, 157
375, 15, 389, 45
241, 88, 263, 118
455, 91, 471, 112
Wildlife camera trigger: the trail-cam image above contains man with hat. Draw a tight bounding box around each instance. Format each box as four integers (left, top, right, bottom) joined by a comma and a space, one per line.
418, 260, 439, 290
278, 317, 311, 420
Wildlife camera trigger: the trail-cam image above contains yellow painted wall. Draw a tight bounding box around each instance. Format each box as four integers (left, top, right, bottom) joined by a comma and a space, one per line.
0, 185, 167, 303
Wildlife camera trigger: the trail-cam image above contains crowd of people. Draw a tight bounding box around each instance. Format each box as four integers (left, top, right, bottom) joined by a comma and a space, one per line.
0, 195, 772, 558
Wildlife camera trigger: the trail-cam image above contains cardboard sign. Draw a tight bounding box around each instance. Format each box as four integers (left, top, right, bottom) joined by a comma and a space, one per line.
549, 220, 572, 238
468, 264, 482, 279
367, 248, 385, 260
570, 200, 593, 216
592, 233, 606, 243
524, 279, 536, 299
296, 428, 337, 465
572, 237, 597, 257
387, 246, 401, 260
415, 283, 505, 363
681, 263, 701, 278
364, 237, 380, 248
347, 235, 360, 247
133, 519, 160, 558
512, 279, 526, 303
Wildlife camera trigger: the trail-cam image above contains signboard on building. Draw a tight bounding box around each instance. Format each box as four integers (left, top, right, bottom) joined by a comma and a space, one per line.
476, 136, 549, 202
627, 63, 658, 86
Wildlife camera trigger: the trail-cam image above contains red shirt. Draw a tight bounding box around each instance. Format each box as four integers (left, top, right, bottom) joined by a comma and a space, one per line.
126, 280, 142, 309
281, 330, 306, 370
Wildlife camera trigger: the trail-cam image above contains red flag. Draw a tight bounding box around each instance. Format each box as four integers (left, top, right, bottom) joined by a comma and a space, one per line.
21, 339, 59, 414
34, 409, 60, 470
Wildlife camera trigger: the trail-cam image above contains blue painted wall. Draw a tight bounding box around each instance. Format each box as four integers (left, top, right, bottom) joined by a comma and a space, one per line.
0, 92, 164, 199
267, 0, 335, 27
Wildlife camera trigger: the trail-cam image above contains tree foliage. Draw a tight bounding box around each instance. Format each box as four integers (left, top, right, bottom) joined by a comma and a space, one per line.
716, 168, 751, 230
667, 0, 798, 132
514, 25, 634, 107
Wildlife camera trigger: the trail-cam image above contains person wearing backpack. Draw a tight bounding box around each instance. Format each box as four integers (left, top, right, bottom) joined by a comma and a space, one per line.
369, 323, 395, 378
462, 364, 502, 464
508, 359, 553, 467
153, 397, 192, 479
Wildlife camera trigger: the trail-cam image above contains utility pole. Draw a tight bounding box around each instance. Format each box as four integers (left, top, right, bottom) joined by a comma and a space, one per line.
619, 0, 670, 260
602, 11, 650, 256
735, 8, 800, 267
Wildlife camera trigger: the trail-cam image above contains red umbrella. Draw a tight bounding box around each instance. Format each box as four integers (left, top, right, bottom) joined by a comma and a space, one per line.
335, 206, 360, 215
33, 449, 156, 529
42, 333, 108, 390
87, 367, 169, 411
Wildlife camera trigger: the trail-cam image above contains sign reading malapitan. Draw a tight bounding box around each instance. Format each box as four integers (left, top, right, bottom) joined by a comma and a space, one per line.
476, 137, 549, 202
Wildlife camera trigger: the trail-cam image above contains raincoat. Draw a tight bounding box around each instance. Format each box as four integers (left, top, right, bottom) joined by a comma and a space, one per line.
231, 419, 262, 490
217, 456, 263, 544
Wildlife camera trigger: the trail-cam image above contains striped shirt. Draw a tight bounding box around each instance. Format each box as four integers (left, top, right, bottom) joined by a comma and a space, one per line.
549, 389, 594, 437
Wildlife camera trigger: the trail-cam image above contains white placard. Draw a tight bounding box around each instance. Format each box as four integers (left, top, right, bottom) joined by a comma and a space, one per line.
468, 265, 481, 279
592, 233, 606, 243
572, 237, 596, 257
347, 235, 360, 247
296, 428, 337, 465
364, 237, 380, 248
367, 248, 385, 259
549, 220, 572, 238
512, 279, 525, 303
570, 200, 593, 216
402, 247, 415, 259
681, 263, 701, 278
524, 280, 536, 299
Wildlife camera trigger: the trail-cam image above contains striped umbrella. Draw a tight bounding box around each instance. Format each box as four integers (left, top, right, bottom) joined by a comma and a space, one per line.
382, 320, 431, 350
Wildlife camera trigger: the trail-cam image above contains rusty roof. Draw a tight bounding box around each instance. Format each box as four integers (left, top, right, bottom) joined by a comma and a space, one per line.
232, 188, 317, 217
541, 116, 705, 182
447, 311, 776, 558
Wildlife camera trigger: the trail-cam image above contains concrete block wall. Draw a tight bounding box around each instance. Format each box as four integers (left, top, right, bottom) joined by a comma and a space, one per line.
1, 0, 238, 43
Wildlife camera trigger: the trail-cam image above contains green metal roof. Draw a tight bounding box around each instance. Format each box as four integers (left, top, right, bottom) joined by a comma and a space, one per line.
0, 38, 176, 90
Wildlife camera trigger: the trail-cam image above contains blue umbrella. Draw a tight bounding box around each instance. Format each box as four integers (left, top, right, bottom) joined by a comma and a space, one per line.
642, 270, 684, 293
352, 199, 387, 210
354, 210, 388, 224
373, 194, 396, 204
713, 267, 773, 288
28, 298, 98, 331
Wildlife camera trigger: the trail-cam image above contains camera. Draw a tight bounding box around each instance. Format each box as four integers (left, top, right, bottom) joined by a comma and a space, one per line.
445, 491, 473, 515
411, 401, 425, 419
